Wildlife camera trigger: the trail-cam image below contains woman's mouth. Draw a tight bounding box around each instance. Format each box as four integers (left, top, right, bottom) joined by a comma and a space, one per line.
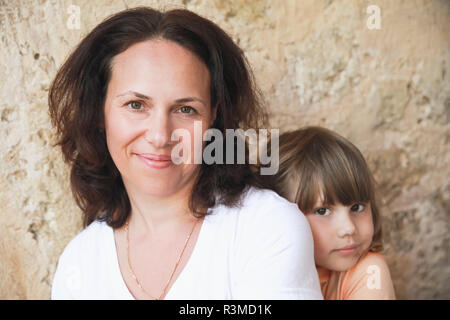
135, 153, 173, 169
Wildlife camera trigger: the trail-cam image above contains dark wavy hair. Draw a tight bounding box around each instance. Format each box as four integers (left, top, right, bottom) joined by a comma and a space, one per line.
48, 7, 268, 228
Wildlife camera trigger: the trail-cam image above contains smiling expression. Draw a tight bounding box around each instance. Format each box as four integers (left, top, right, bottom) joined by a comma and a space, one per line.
103, 39, 216, 198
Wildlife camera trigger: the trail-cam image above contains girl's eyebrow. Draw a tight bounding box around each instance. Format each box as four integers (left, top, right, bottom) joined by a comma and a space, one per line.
115, 90, 206, 106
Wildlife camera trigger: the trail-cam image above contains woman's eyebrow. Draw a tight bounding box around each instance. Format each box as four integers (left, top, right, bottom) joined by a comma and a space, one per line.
174, 97, 206, 106
116, 91, 206, 106
116, 90, 151, 100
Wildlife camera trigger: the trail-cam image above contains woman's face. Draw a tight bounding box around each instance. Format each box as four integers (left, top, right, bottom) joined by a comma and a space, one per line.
104, 39, 216, 199
304, 195, 374, 272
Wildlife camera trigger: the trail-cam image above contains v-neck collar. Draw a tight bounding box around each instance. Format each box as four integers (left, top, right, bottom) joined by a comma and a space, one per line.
108, 216, 208, 300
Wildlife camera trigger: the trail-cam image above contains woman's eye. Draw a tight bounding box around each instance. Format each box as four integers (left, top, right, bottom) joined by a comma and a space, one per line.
126, 101, 144, 111
178, 106, 195, 114
350, 203, 365, 213
314, 207, 331, 216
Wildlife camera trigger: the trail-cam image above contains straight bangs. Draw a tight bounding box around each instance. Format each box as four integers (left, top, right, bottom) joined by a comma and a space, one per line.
293, 132, 374, 214
273, 126, 383, 252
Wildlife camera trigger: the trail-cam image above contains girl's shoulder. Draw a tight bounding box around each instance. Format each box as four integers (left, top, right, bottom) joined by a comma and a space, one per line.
353, 252, 389, 270
346, 252, 392, 282
343, 252, 396, 299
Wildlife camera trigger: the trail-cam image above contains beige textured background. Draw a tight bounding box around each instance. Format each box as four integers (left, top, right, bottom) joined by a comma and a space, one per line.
0, 0, 449, 299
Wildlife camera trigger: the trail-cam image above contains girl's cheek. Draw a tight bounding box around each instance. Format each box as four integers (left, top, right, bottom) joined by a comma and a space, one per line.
360, 212, 375, 245
307, 217, 330, 261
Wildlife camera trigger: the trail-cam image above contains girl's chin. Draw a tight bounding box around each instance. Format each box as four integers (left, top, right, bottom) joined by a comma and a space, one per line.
323, 257, 360, 273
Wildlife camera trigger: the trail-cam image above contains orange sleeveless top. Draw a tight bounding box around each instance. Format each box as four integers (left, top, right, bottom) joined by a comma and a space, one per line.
317, 252, 396, 300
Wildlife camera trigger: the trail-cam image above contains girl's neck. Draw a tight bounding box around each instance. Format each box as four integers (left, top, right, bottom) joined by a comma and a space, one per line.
316, 266, 332, 281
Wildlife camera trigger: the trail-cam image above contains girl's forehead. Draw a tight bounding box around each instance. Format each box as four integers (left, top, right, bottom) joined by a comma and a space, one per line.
312, 188, 331, 206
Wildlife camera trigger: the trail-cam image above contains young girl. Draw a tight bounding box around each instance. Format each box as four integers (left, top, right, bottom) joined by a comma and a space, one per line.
267, 126, 396, 299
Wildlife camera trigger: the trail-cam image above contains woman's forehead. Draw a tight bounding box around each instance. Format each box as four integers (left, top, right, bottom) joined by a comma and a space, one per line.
108, 39, 211, 99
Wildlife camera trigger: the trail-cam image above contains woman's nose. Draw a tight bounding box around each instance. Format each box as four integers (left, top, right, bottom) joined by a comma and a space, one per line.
143, 110, 172, 148
336, 211, 356, 238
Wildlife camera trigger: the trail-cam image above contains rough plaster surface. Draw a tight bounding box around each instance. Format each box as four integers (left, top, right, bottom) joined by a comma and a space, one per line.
0, 0, 448, 299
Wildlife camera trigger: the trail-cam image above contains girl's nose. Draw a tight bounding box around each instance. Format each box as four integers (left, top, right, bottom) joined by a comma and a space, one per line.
336, 211, 356, 238
143, 110, 172, 148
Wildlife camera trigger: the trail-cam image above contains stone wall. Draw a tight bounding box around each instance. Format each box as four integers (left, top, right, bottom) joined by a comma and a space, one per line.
0, 0, 448, 299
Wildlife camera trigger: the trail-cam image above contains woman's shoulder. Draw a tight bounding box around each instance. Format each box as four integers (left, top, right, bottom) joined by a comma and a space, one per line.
227, 187, 312, 243
241, 186, 289, 201
208, 187, 310, 241
222, 187, 321, 299
238, 187, 307, 224
239, 187, 300, 213
51, 220, 114, 299
57, 220, 111, 263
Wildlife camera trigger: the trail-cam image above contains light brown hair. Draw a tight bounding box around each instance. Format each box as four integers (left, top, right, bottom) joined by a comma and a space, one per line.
267, 126, 383, 252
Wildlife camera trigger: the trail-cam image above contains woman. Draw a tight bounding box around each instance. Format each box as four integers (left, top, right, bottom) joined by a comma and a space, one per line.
49, 7, 322, 300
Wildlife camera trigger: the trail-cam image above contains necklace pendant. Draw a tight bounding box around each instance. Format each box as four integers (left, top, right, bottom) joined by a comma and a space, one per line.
125, 218, 199, 302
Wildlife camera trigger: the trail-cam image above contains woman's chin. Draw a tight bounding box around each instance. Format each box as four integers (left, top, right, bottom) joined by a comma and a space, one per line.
134, 184, 183, 198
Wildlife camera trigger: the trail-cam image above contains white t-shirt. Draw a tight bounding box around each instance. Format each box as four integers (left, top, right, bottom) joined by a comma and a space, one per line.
51, 187, 323, 300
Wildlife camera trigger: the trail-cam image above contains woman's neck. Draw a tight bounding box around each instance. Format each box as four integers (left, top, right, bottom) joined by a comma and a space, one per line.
124, 180, 198, 239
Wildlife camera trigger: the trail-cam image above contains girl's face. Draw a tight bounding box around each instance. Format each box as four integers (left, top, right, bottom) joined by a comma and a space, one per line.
304, 194, 374, 272
104, 39, 216, 199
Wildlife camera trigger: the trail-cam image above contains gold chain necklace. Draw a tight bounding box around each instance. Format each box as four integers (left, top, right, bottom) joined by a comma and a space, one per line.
125, 218, 199, 300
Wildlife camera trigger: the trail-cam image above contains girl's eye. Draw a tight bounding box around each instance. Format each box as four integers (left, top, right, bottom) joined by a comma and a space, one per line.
350, 203, 366, 213
126, 101, 144, 111
178, 106, 195, 114
314, 207, 331, 216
